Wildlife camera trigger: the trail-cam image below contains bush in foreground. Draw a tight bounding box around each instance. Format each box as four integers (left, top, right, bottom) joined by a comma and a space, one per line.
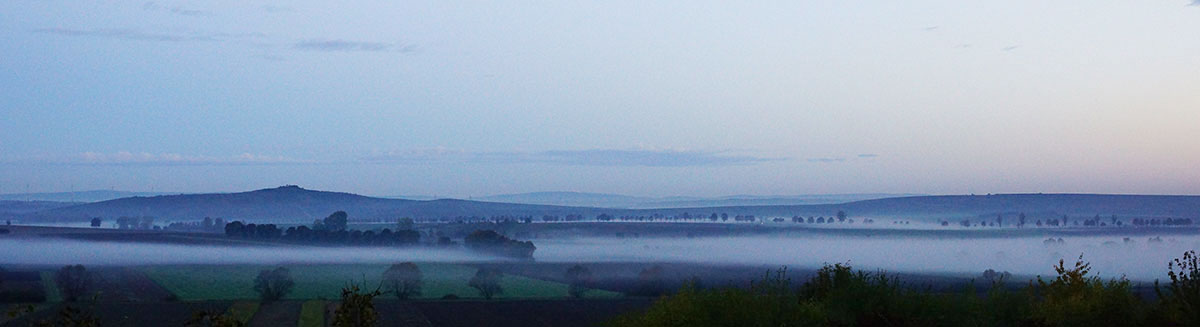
610, 253, 1197, 327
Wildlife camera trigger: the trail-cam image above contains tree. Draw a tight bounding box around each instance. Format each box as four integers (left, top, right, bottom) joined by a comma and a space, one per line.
116, 216, 132, 230
253, 267, 295, 302
225, 221, 245, 237
837, 211, 847, 222
89, 218, 101, 228
325, 211, 349, 231
396, 217, 414, 230
382, 262, 422, 300
468, 268, 504, 300
565, 265, 593, 298
1018, 213, 1027, 228
463, 230, 536, 259
55, 264, 91, 302
332, 283, 381, 327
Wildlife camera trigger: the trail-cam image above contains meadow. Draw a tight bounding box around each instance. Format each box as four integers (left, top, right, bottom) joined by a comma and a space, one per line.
139, 263, 621, 301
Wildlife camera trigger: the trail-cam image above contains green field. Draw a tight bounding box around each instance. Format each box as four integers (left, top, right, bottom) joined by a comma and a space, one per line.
298, 300, 327, 327
141, 263, 620, 301
38, 271, 61, 303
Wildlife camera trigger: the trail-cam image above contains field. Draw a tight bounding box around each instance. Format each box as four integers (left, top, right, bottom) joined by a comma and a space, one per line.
140, 263, 621, 301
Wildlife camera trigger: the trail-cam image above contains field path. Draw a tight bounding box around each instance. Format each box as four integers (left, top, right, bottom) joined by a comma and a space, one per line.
248, 301, 301, 327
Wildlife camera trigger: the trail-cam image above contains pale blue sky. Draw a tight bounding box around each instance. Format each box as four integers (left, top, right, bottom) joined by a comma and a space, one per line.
1, 1, 1198, 197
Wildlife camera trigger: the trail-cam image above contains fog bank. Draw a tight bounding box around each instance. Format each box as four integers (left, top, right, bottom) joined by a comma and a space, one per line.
3, 234, 1196, 282
535, 235, 1200, 282
0, 238, 490, 266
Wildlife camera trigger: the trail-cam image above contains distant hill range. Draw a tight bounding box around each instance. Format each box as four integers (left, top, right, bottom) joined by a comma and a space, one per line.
12, 186, 1200, 223
0, 190, 175, 203
21, 186, 612, 223
0, 200, 81, 220
445, 192, 917, 209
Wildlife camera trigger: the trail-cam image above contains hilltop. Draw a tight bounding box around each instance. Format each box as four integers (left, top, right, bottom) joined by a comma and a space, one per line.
23, 186, 608, 222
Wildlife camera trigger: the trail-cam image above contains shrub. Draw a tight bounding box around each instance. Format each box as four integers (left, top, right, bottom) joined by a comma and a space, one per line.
1158, 250, 1200, 325
332, 283, 381, 327
1027, 255, 1145, 326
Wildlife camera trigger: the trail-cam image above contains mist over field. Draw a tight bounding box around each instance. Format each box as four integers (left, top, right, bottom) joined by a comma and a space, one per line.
0, 238, 490, 266
6, 234, 1195, 282
535, 235, 1200, 282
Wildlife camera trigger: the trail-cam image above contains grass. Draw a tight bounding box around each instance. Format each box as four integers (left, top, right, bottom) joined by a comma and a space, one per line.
141, 263, 621, 301
38, 271, 61, 303
298, 300, 326, 327
226, 301, 260, 324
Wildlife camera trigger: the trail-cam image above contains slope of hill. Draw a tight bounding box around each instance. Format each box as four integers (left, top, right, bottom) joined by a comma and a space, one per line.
21, 187, 1200, 224
472, 192, 917, 209
643, 194, 1200, 221
25, 186, 610, 222
0, 200, 82, 219
0, 190, 174, 203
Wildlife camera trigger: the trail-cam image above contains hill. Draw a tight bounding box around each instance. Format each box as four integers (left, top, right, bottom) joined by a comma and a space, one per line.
19, 187, 1200, 224
24, 186, 610, 223
643, 194, 1200, 221
0, 190, 174, 202
0, 200, 81, 220
472, 192, 915, 209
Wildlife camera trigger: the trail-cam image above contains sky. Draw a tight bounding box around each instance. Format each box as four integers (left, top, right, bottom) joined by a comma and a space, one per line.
1, 1, 1198, 197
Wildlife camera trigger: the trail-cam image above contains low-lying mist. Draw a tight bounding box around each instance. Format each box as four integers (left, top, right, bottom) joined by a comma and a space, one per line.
534, 235, 1200, 282
0, 238, 492, 266
4, 234, 1196, 282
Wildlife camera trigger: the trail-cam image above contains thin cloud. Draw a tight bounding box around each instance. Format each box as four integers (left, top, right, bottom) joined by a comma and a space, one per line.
857, 154, 879, 158
262, 5, 296, 13
32, 28, 263, 43
807, 158, 846, 163
142, 2, 211, 17
1191, 0, 1200, 6
33, 28, 216, 42
2, 152, 311, 166
294, 39, 414, 53
1003, 45, 1020, 51
361, 148, 782, 167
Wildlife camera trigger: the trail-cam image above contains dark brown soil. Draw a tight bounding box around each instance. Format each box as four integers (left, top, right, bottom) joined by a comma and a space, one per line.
91, 268, 175, 302
409, 298, 653, 327
2, 301, 233, 327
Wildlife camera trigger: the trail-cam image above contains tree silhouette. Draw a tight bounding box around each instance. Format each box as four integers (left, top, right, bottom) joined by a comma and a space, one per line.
468, 268, 504, 300
382, 262, 422, 300
565, 265, 593, 298
55, 264, 92, 302
325, 211, 349, 231
253, 267, 295, 302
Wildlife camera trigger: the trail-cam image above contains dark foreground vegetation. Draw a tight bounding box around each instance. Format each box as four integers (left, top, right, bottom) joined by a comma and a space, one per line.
611, 251, 1200, 327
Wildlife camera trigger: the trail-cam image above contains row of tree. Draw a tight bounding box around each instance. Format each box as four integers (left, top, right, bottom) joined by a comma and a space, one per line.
222, 211, 421, 246
463, 230, 537, 259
